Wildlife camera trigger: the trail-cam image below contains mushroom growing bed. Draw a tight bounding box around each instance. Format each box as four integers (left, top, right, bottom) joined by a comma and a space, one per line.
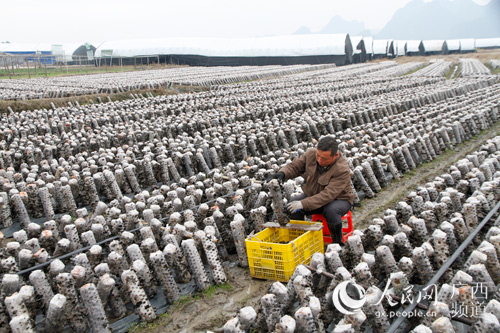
0, 61, 499, 332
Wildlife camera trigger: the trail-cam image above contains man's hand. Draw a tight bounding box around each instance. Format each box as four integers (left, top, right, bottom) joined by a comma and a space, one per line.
286, 201, 303, 214
266, 171, 285, 183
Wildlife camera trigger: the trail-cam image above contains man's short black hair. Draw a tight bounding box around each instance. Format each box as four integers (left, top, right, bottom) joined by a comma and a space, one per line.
317, 136, 339, 156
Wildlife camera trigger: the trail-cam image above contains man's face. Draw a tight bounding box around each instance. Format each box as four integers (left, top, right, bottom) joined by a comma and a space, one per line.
316, 149, 338, 167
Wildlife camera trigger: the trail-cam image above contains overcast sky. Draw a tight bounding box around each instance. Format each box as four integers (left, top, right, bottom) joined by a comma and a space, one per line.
1, 0, 492, 45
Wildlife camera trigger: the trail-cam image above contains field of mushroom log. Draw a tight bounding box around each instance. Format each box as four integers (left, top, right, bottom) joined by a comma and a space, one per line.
0, 59, 499, 332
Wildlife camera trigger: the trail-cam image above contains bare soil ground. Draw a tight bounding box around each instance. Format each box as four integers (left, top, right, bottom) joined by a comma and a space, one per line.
138, 259, 270, 333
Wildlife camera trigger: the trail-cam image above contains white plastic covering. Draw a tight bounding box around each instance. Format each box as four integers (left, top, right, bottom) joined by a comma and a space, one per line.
446, 39, 460, 52
372, 40, 389, 55
422, 40, 445, 52
394, 40, 406, 56
475, 38, 500, 48
350, 36, 363, 55
459, 39, 476, 51
406, 40, 422, 53
363, 36, 373, 55
94, 34, 349, 58
58, 44, 94, 61
61, 44, 88, 54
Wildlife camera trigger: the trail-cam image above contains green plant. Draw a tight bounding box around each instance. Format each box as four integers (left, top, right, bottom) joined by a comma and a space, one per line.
125, 307, 173, 332
403, 64, 428, 76
444, 64, 458, 79
485, 62, 500, 75
202, 283, 234, 298
125, 283, 234, 332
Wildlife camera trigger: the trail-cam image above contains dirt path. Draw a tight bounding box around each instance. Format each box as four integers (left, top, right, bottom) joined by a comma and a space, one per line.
139, 256, 270, 333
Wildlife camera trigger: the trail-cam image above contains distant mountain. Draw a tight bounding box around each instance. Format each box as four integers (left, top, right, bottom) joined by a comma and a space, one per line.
292, 26, 312, 35
319, 16, 368, 36
376, 0, 500, 39
293, 15, 370, 36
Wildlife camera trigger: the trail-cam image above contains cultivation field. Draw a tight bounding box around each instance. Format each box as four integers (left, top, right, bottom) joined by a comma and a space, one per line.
157, 121, 500, 332
0, 51, 500, 333
390, 49, 500, 66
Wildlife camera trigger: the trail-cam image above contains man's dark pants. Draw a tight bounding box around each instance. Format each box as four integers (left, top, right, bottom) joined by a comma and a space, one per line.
288, 193, 351, 245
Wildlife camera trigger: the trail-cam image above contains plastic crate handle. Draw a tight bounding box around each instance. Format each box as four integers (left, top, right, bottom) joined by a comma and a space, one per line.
248, 235, 263, 242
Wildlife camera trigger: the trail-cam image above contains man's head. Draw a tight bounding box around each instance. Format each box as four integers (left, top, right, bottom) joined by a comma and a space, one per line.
316, 136, 339, 167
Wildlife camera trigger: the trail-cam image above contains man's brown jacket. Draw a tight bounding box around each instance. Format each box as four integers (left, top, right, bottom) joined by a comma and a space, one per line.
280, 148, 354, 211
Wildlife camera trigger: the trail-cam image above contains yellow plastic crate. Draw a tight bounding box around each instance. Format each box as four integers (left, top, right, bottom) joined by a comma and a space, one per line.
245, 220, 324, 282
